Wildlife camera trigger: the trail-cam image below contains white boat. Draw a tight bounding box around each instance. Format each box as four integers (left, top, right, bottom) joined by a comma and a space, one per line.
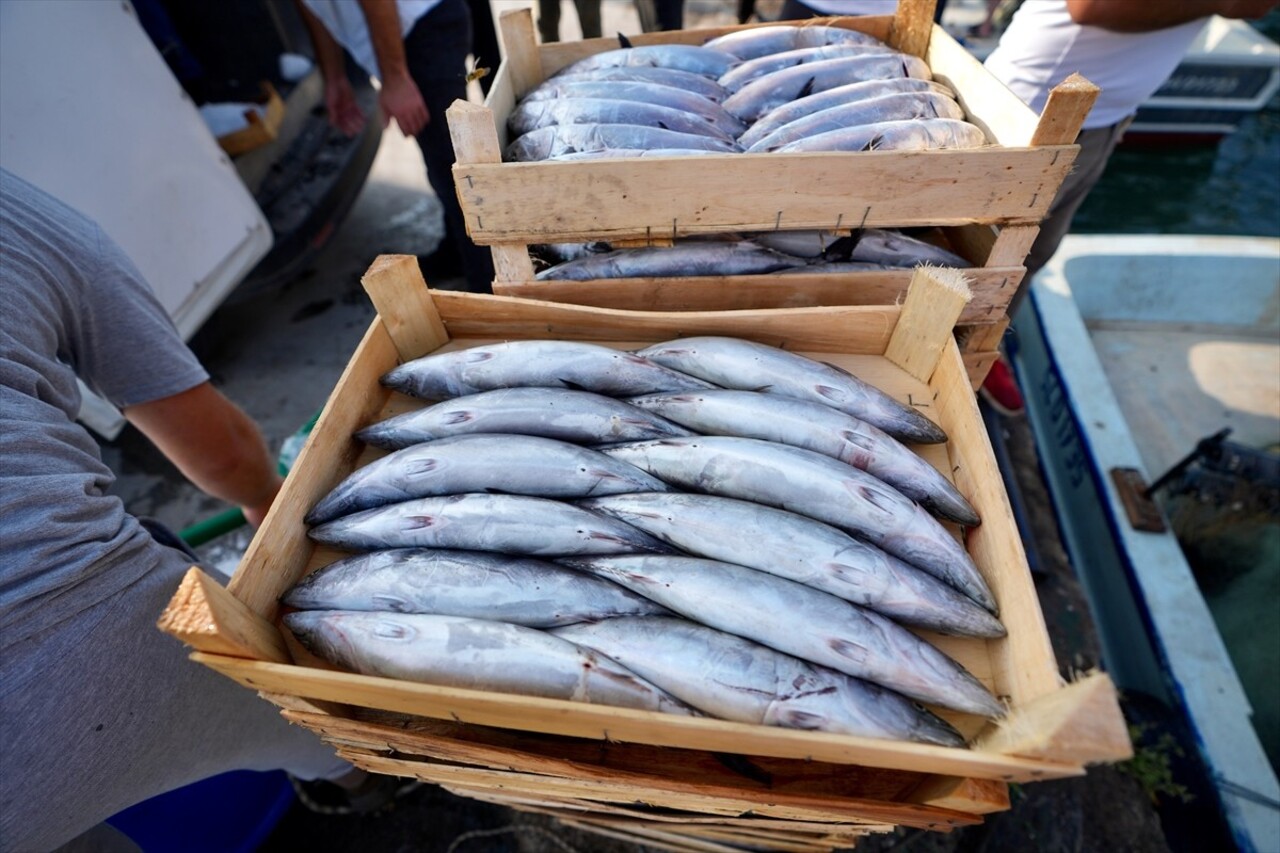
1012, 234, 1280, 852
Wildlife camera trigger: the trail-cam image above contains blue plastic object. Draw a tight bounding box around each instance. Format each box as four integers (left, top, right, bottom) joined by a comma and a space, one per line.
105, 770, 295, 853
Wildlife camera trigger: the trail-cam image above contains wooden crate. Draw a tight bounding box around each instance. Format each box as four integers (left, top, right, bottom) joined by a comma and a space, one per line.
159, 256, 1130, 851
445, 0, 1098, 385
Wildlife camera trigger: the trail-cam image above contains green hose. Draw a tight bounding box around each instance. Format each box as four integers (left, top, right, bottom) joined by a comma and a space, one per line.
178, 409, 322, 548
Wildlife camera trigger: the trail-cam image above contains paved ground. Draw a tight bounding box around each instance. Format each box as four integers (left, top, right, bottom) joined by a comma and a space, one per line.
101, 2, 1185, 850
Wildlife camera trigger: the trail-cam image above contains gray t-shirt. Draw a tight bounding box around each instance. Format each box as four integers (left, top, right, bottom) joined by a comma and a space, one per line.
1, 169, 209, 649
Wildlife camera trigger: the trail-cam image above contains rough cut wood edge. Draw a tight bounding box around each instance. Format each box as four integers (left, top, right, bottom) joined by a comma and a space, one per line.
361, 255, 447, 361
905, 775, 1010, 815
190, 652, 1084, 782
158, 567, 290, 662
889, 0, 937, 58
884, 266, 972, 382
976, 672, 1133, 765
1031, 73, 1101, 147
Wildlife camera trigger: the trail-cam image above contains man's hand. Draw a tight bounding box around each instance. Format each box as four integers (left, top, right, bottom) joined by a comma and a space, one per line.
378, 70, 430, 136
325, 76, 367, 137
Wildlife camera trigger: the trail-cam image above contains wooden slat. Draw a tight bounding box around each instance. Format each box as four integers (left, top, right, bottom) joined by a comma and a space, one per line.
889, 0, 937, 58
926, 25, 1041, 148
157, 567, 290, 663
884, 266, 973, 383
905, 775, 1010, 814
1031, 73, 1101, 147
976, 672, 1133, 765
495, 8, 541, 99
360, 255, 447, 361
453, 148, 1075, 244
987, 225, 1041, 268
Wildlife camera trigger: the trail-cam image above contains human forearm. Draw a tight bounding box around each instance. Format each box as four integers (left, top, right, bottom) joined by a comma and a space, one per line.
294, 0, 348, 84
1067, 0, 1279, 32
358, 0, 411, 78
123, 382, 283, 527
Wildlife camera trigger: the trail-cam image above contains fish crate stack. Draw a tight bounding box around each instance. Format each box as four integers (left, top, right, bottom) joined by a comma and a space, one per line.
160, 256, 1132, 852
446, 0, 1098, 386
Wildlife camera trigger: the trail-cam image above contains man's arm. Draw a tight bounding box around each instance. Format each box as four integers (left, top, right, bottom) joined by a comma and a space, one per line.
123, 382, 284, 528
294, 0, 366, 136
357, 0, 430, 135
1067, 0, 1278, 32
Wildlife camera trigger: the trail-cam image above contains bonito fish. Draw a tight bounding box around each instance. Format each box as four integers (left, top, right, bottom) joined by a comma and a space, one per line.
635, 335, 947, 444
724, 54, 933, 123
718, 43, 900, 92
381, 340, 715, 400
554, 44, 740, 80
596, 438, 996, 612
553, 616, 978, 735
509, 97, 736, 142
625, 390, 979, 525
747, 92, 966, 152
305, 434, 672, 525
578, 493, 1003, 637
739, 78, 954, 148
507, 124, 741, 161
308, 493, 673, 556
847, 228, 970, 268
521, 79, 746, 137
535, 241, 806, 281
776, 118, 988, 153
357, 387, 694, 451
702, 24, 886, 61
550, 67, 731, 103
285, 610, 695, 714
282, 548, 669, 626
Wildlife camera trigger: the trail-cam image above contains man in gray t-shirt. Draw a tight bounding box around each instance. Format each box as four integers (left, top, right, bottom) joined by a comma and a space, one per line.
0, 169, 349, 850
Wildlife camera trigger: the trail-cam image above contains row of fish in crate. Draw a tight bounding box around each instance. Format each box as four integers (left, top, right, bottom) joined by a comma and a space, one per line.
283, 336, 1006, 750
506, 24, 986, 162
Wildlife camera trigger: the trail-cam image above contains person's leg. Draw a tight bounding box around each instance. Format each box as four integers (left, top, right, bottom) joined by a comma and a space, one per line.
778, 0, 823, 20
654, 0, 684, 30
0, 558, 349, 852
404, 0, 495, 293
467, 0, 502, 91
575, 0, 603, 39
537, 0, 561, 42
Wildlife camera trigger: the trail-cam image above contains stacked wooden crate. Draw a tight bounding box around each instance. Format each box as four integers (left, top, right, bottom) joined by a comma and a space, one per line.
446, 0, 1098, 386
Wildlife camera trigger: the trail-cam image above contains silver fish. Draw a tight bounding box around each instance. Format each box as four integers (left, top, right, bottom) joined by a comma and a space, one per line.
553, 616, 976, 737
305, 434, 672, 525
382, 340, 715, 400
746, 229, 842, 258
777, 261, 893, 273
747, 92, 966, 153
531, 241, 614, 264
282, 548, 669, 625
702, 24, 887, 61
719, 44, 900, 93
776, 118, 988, 153
285, 610, 695, 714
521, 80, 746, 137
308, 493, 673, 556
509, 97, 735, 142
535, 241, 806, 281
739, 78, 954, 148
507, 124, 741, 161
549, 67, 731, 103
357, 387, 694, 451
635, 335, 947, 444
595, 438, 996, 612
554, 45, 740, 80
625, 391, 979, 525
848, 228, 970, 268
724, 54, 933, 123
548, 147, 725, 161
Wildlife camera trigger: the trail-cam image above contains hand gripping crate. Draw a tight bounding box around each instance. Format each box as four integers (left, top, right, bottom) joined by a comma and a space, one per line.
445, 0, 1099, 387
159, 256, 1131, 852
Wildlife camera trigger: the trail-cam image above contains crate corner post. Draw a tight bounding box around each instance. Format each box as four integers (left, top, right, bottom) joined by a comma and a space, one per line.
977, 671, 1133, 766
158, 566, 292, 664
884, 265, 972, 383
360, 254, 449, 361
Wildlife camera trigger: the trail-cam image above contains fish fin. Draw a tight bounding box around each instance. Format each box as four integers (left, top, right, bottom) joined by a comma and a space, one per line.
820, 234, 860, 262
797, 77, 816, 99
773, 709, 827, 731
404, 459, 440, 478
443, 410, 474, 425
618, 32, 633, 48
828, 636, 869, 665
657, 121, 670, 130
561, 379, 593, 392
405, 515, 437, 530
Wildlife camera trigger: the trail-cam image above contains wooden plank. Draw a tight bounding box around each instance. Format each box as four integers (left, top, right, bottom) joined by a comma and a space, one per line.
976, 672, 1133, 765
360, 255, 447, 361
926, 25, 1042, 148
494, 267, 1026, 321
905, 775, 1010, 814
987, 225, 1040, 269
157, 567, 290, 663
962, 349, 1001, 389
944, 224, 999, 266
452, 148, 1076, 244
884, 266, 972, 383
192, 652, 1084, 782
889, 0, 937, 58
495, 8, 541, 99
1031, 73, 1101, 147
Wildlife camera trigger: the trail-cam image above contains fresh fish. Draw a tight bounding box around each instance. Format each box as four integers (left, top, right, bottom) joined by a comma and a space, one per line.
507, 124, 741, 161
561, 561, 999, 717
746, 229, 842, 258
521, 80, 746, 137
635, 335, 947, 444
535, 241, 806, 281
305, 434, 672, 525
554, 45, 740, 80
357, 387, 694, 451
553, 616, 979, 735
625, 390, 979, 525
549, 147, 725, 161
724, 54, 933, 123
702, 24, 887, 61
282, 548, 669, 625
846, 228, 970, 268
577, 493, 1004, 638
747, 92, 966, 153
308, 493, 673, 556
531, 241, 614, 265
739, 78, 954, 148
776, 261, 894, 273
719, 44, 900, 93
381, 340, 715, 401
285, 610, 695, 714
776, 118, 988, 153
549, 67, 731, 103
596, 438, 996, 612
509, 97, 736, 142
